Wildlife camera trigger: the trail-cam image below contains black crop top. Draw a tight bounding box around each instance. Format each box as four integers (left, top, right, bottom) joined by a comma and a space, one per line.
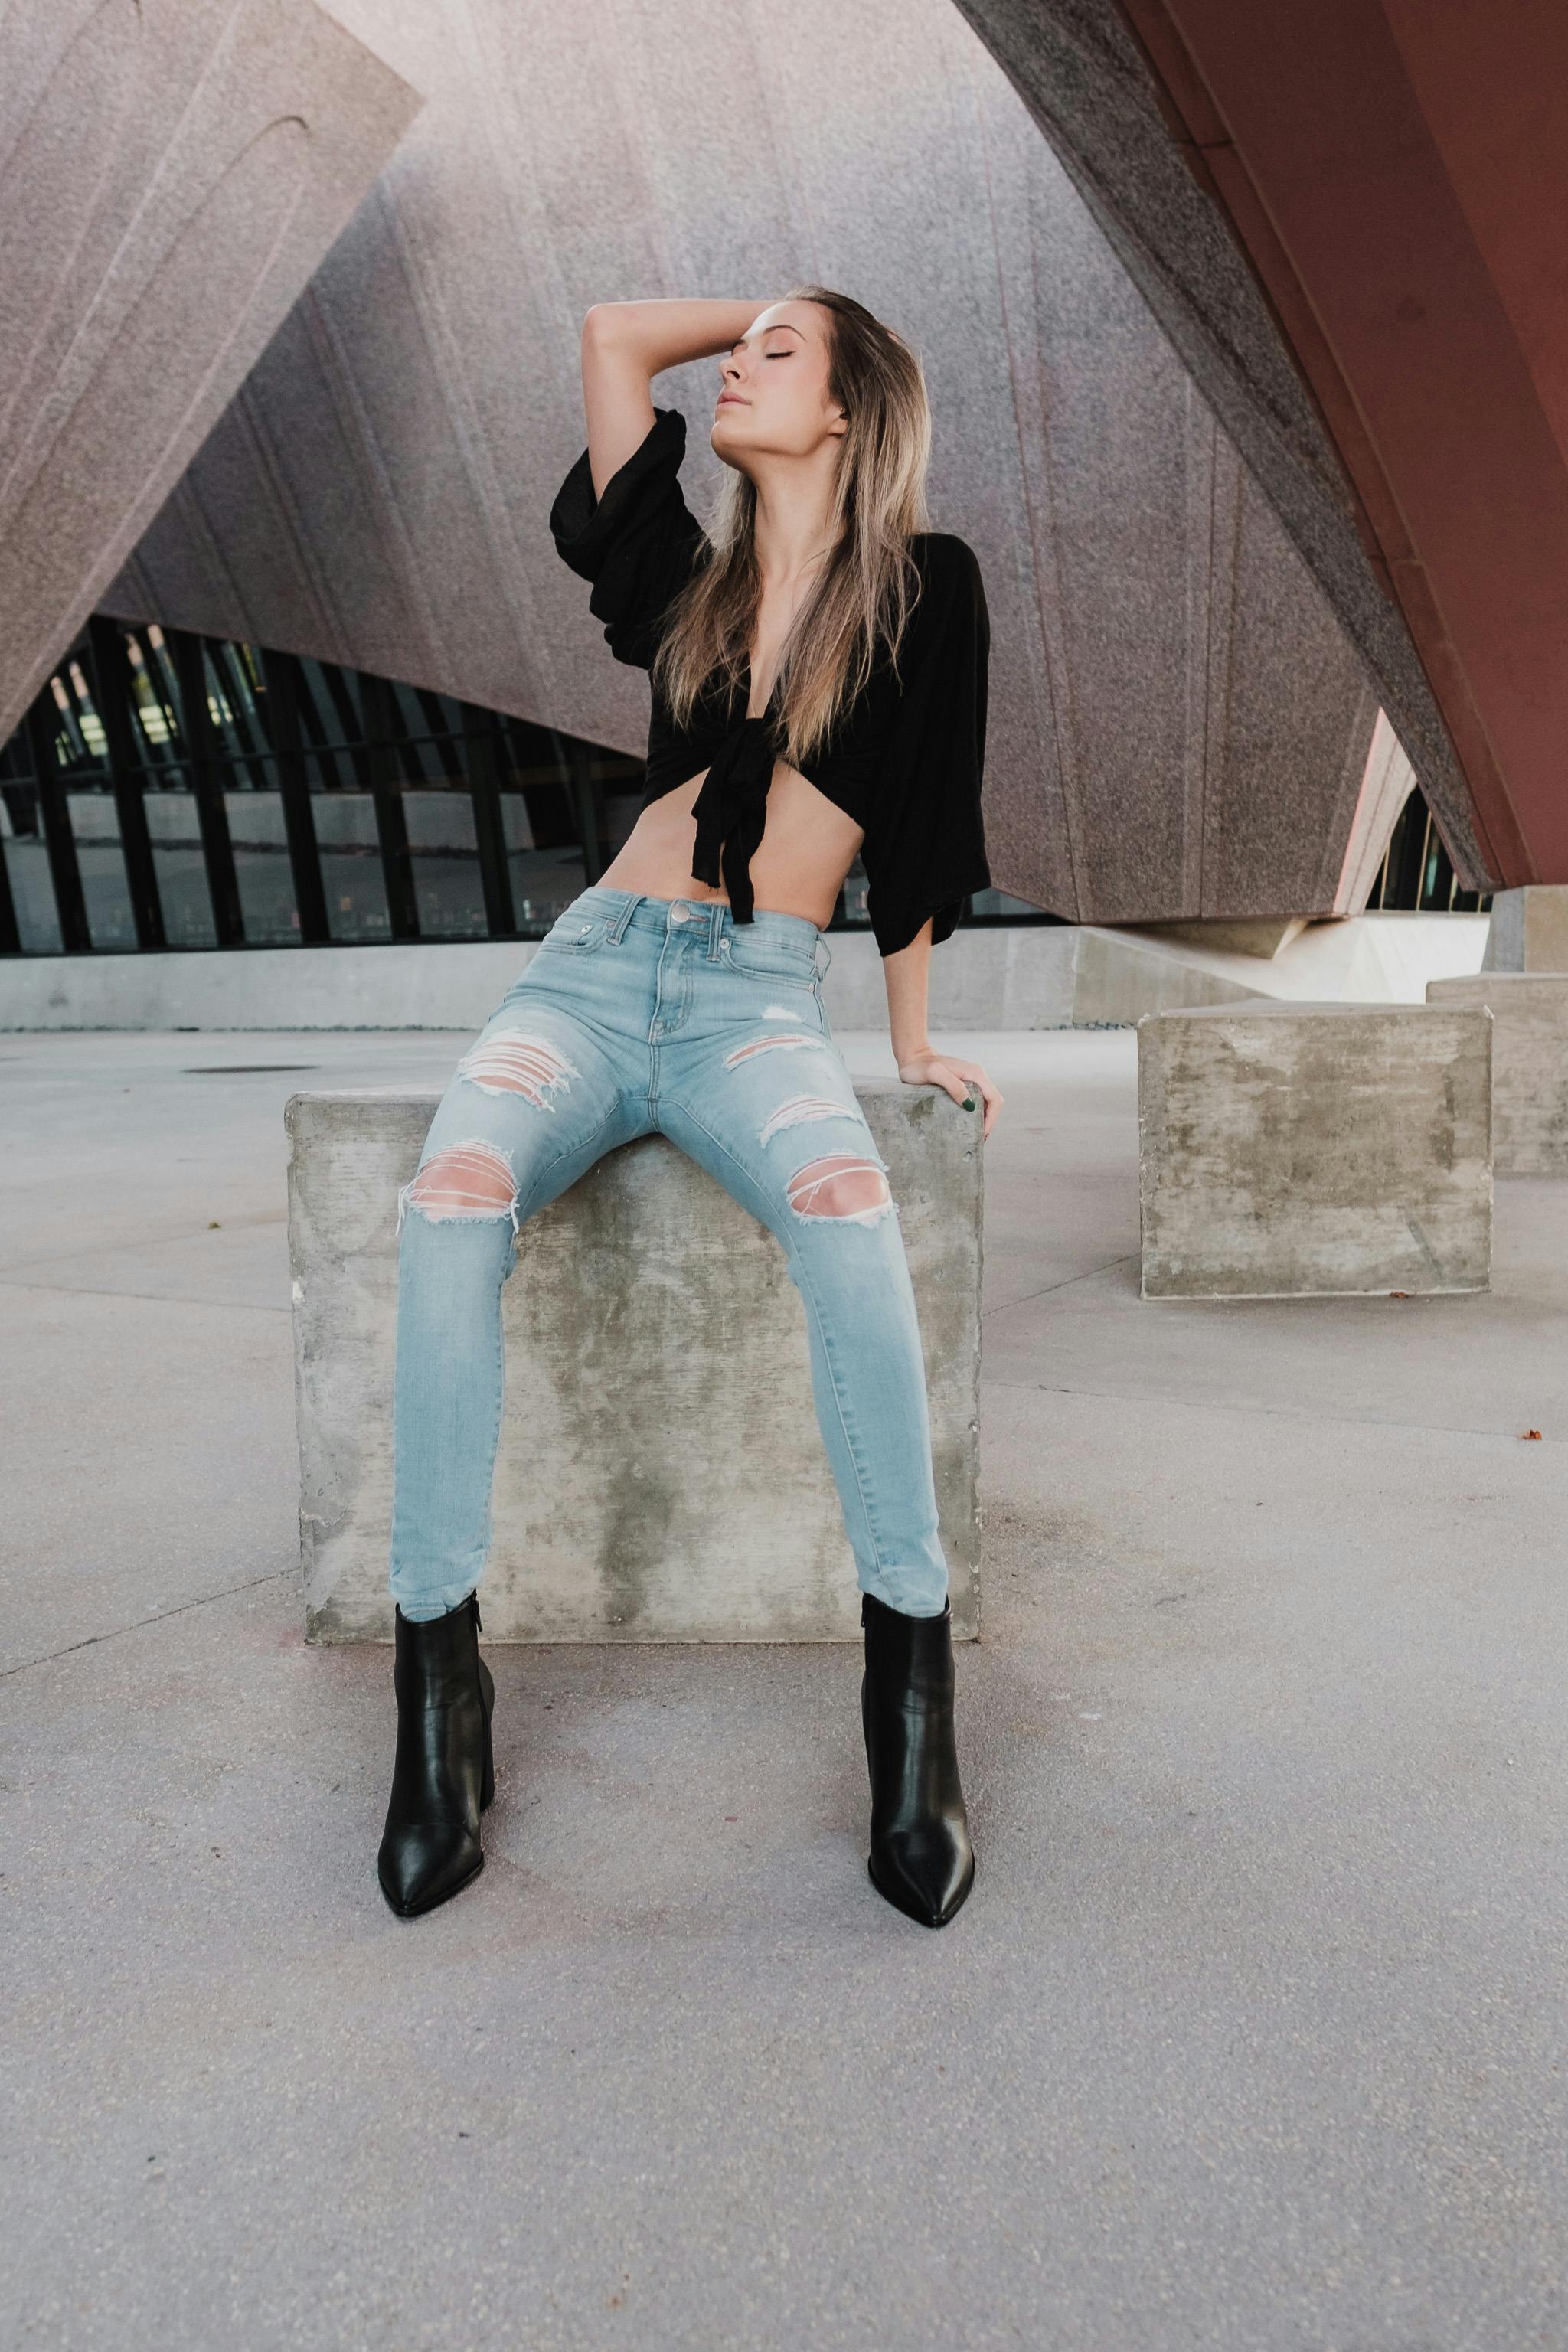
548, 405, 991, 957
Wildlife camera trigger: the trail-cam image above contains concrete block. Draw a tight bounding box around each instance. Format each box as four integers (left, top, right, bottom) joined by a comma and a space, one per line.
1427, 974, 1568, 1172
286, 1086, 983, 1644
1138, 1002, 1492, 1298
1481, 887, 1568, 973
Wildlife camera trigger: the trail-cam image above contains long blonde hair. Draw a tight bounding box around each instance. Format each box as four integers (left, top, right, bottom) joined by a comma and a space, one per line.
650, 285, 933, 768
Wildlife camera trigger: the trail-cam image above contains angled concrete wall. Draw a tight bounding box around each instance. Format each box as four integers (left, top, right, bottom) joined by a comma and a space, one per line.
948, 0, 1482, 892
87, 0, 1396, 926
0, 0, 422, 747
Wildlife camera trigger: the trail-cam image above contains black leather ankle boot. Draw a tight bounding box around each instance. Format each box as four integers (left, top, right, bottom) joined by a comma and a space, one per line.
377, 1592, 495, 1918
861, 1591, 975, 1928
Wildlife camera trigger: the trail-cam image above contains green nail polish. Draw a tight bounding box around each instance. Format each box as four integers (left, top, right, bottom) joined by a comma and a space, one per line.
962, 1095, 976, 1111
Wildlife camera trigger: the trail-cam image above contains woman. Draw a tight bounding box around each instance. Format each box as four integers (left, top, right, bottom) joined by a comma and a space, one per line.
378, 286, 1003, 1931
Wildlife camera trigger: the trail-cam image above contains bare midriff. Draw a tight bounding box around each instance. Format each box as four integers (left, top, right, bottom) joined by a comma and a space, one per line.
597, 762, 864, 932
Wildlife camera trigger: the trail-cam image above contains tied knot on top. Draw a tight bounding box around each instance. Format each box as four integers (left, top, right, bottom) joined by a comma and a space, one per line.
688, 696, 782, 926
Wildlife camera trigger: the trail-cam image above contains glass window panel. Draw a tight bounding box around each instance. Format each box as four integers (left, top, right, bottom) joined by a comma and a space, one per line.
312, 792, 391, 942
839, 854, 870, 929
225, 783, 299, 946
603, 790, 642, 860
969, 888, 1049, 918
1, 825, 62, 952
501, 791, 587, 933
63, 662, 106, 765
66, 786, 136, 949
403, 789, 488, 939
124, 634, 178, 761
142, 776, 217, 948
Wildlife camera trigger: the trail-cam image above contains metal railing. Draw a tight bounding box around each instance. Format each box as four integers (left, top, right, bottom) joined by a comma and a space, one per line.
1364, 789, 1491, 915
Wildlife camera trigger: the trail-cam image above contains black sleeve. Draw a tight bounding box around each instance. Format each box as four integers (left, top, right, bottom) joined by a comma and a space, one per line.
548, 405, 705, 669
861, 535, 992, 959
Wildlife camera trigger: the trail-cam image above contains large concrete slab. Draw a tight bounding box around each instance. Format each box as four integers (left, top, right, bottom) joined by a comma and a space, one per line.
1428, 972, 1568, 1173
287, 1084, 984, 1643
1138, 1001, 1494, 1298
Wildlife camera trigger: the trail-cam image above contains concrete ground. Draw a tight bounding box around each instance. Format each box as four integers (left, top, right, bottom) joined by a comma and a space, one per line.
3, 1026, 1566, 2350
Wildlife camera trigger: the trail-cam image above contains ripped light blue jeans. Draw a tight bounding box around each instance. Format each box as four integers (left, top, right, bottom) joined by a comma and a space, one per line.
388, 885, 952, 1623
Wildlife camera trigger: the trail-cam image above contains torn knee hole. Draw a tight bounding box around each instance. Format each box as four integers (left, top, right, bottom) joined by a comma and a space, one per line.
786, 1154, 895, 1223
457, 1031, 578, 1109
760, 1093, 852, 1144
400, 1139, 519, 1229
724, 1032, 824, 1067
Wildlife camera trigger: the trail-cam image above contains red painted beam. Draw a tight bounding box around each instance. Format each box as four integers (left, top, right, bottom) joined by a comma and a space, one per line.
1119, 0, 1568, 884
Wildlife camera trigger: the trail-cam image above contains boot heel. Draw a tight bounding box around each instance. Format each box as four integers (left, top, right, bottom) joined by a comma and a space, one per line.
479, 1655, 495, 1811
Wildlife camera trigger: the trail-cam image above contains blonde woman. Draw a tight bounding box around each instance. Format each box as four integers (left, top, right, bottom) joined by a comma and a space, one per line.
379, 289, 1002, 1929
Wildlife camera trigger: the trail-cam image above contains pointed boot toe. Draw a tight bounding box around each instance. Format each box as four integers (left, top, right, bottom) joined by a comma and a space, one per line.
378, 1818, 485, 1918
861, 1591, 976, 1929
868, 1824, 975, 1929
377, 1594, 495, 1921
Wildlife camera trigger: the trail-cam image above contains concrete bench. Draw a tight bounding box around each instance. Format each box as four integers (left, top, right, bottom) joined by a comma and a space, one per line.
1137, 1001, 1493, 1298
286, 1085, 983, 1644
1428, 973, 1568, 1172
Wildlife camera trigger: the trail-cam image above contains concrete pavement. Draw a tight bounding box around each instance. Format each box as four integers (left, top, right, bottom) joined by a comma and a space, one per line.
3, 1027, 1565, 2349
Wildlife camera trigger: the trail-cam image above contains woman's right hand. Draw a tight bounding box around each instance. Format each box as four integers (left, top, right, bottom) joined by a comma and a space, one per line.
581, 300, 769, 495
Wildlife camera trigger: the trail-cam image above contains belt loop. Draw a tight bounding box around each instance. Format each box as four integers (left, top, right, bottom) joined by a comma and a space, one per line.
707, 899, 724, 961
607, 892, 640, 944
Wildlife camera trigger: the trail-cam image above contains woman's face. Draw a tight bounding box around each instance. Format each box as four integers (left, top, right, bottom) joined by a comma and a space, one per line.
710, 300, 846, 467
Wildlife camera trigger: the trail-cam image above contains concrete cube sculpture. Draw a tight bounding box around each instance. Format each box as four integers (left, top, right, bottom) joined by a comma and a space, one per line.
1481, 888, 1568, 973
1138, 1002, 1492, 1298
1428, 974, 1568, 1173
286, 1086, 983, 1643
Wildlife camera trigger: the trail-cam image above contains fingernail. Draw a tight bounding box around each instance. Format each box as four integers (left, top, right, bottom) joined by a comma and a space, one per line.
962, 1096, 975, 1111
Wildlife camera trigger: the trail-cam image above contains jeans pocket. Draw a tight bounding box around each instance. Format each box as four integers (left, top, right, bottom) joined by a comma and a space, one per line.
535, 911, 612, 956
719, 935, 819, 989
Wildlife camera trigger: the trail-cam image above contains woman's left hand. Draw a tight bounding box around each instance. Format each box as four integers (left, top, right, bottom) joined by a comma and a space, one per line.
896, 1049, 1004, 1139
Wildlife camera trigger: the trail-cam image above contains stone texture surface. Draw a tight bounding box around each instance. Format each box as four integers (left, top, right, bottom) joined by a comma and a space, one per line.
0, 0, 421, 745
948, 0, 1483, 887
1428, 975, 1568, 1174
1481, 885, 1568, 973
1138, 1002, 1493, 1298
287, 1085, 983, 1643
80, 0, 1392, 925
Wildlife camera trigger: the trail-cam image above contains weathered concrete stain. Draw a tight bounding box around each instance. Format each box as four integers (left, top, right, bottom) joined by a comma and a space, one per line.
1429, 975, 1568, 1174
1138, 1004, 1493, 1298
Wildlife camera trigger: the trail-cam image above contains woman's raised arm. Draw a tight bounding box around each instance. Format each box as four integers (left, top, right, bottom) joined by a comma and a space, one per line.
580, 299, 769, 497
